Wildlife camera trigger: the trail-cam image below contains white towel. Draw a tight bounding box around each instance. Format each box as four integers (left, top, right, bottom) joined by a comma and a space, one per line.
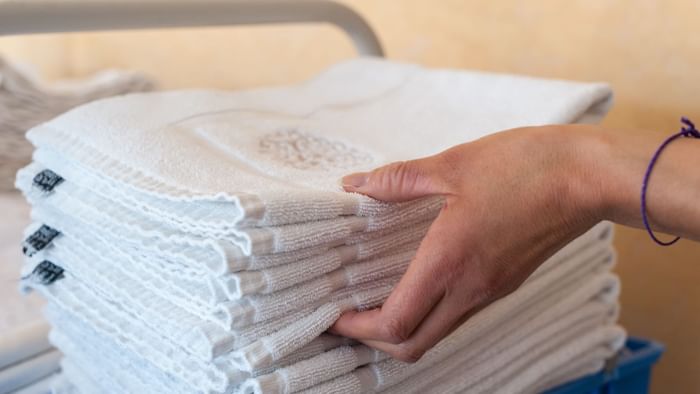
33, 268, 399, 393
17, 161, 442, 257
232, 223, 614, 374
28, 206, 416, 333
50, 316, 191, 394
382, 277, 619, 393
529, 347, 610, 393
17, 163, 436, 285
25, 58, 613, 229
32, 233, 391, 357
243, 268, 618, 394
50, 300, 358, 394
440, 326, 625, 394
293, 243, 616, 394
22, 221, 613, 392
400, 325, 624, 394
0, 56, 154, 192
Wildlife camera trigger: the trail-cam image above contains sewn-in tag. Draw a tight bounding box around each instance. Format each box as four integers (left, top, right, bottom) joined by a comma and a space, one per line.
22, 225, 60, 257
25, 261, 65, 285
32, 169, 64, 193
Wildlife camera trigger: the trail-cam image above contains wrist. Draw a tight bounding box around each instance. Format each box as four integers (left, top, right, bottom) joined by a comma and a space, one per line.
551, 125, 619, 227
564, 125, 647, 228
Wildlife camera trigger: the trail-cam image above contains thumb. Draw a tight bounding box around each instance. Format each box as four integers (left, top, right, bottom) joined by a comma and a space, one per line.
341, 158, 443, 202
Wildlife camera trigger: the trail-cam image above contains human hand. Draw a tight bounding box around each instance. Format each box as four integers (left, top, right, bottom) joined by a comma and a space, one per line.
330, 125, 608, 362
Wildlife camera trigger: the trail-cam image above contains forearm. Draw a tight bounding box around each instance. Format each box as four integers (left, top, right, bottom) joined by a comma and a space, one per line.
571, 124, 700, 241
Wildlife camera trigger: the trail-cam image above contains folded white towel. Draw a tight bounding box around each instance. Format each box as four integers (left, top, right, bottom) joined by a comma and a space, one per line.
26, 194, 419, 319
17, 163, 436, 296
0, 56, 154, 192
231, 234, 615, 375
33, 265, 400, 393
50, 315, 191, 394
49, 371, 82, 394
23, 220, 613, 393
28, 225, 609, 392
244, 266, 617, 394
445, 325, 625, 394
294, 242, 616, 394
17, 162, 442, 257
0, 349, 61, 393
401, 324, 625, 394
25, 58, 612, 230
36, 230, 406, 351
383, 277, 619, 393
530, 346, 611, 393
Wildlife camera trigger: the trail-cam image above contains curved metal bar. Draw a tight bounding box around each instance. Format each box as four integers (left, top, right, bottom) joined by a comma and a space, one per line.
0, 0, 383, 56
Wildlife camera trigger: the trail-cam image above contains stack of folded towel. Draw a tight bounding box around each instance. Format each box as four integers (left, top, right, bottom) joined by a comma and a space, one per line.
16, 58, 624, 393
1, 194, 58, 394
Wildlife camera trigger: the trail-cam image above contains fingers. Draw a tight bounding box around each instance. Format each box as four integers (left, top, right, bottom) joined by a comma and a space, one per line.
356, 297, 478, 363
331, 202, 473, 349
341, 156, 446, 202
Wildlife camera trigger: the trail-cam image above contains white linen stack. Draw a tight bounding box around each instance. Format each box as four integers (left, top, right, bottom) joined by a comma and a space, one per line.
15, 58, 624, 394
0, 56, 155, 192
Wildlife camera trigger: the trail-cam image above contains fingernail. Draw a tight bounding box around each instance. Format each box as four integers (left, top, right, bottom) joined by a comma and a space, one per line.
341, 172, 368, 191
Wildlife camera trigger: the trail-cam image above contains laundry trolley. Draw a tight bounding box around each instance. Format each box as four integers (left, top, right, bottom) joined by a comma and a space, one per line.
0, 1, 663, 393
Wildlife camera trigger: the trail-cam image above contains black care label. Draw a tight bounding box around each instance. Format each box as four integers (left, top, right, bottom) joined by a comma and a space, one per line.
32, 169, 64, 193
28, 261, 65, 285
22, 225, 60, 257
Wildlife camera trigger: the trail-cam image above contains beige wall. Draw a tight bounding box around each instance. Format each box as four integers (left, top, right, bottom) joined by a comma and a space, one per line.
1, 1, 699, 392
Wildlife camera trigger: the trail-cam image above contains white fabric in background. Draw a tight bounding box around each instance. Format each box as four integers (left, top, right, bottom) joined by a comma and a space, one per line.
0, 56, 155, 192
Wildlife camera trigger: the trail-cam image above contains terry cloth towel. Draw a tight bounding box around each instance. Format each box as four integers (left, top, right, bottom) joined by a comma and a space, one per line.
24, 58, 613, 230
229, 223, 614, 373
293, 242, 617, 394
29, 218, 612, 361
37, 240, 615, 394
16, 165, 434, 302
17, 160, 442, 257
16, 162, 439, 274
529, 346, 613, 393
0, 55, 155, 192
242, 267, 619, 394
24, 222, 613, 394
390, 326, 625, 394
380, 276, 621, 394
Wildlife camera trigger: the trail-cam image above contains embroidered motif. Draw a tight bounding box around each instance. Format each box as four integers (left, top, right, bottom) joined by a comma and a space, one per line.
32, 169, 64, 193
258, 129, 373, 171
22, 225, 60, 257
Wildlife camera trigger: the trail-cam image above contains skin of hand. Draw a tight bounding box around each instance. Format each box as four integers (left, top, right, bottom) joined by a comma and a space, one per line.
329, 123, 700, 363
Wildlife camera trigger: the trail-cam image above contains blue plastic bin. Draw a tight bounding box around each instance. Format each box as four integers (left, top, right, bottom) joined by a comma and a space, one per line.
543, 337, 664, 394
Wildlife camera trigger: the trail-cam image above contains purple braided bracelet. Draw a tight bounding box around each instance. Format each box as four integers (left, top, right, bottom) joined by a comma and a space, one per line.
641, 117, 700, 246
